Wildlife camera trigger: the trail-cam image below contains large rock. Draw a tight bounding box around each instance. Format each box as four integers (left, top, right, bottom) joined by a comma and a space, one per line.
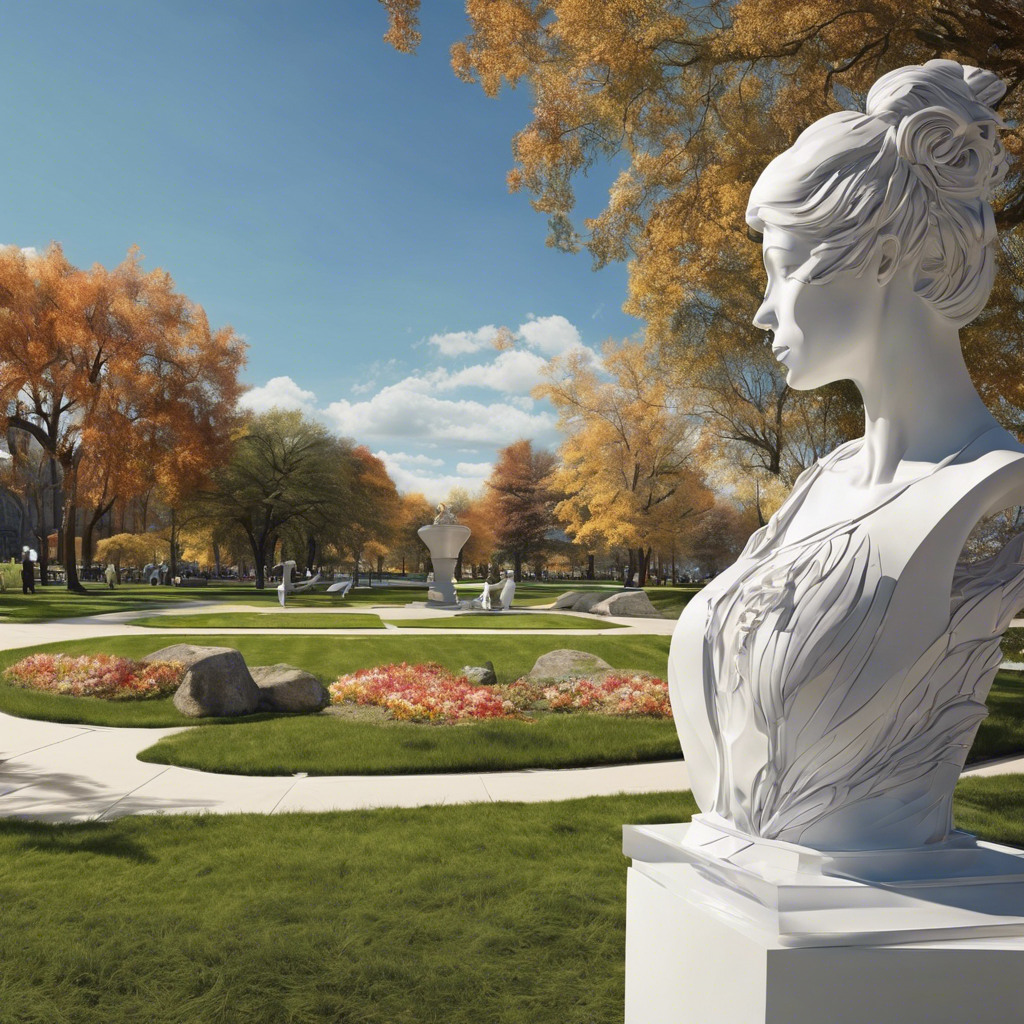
552, 591, 584, 609
462, 661, 497, 687
143, 643, 228, 669
250, 664, 330, 713
527, 649, 612, 681
591, 590, 663, 619
167, 647, 262, 718
574, 591, 613, 613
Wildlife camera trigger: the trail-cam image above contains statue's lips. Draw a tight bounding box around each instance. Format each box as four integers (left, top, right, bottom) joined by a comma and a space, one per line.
772, 344, 790, 358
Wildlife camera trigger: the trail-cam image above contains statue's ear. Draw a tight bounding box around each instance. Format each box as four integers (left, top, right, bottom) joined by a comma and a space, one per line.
876, 235, 901, 285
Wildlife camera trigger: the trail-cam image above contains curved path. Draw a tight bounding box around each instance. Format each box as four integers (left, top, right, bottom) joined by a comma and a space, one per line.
0, 604, 1021, 823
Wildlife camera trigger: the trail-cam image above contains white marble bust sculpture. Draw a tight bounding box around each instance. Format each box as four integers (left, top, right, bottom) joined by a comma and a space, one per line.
669, 60, 1024, 852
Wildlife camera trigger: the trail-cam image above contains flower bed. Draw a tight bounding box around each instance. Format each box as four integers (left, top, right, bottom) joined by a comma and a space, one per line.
329, 663, 511, 722
329, 662, 671, 723
539, 673, 671, 718
3, 654, 183, 701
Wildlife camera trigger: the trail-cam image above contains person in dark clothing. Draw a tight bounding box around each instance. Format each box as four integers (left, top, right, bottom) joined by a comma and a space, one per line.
21, 550, 35, 594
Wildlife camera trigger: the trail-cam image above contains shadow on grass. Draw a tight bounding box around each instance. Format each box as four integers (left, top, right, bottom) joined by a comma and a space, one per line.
0, 818, 157, 863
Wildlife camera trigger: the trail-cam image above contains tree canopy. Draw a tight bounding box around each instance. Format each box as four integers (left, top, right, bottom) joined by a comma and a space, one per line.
382, 1, 1024, 511
0, 244, 245, 591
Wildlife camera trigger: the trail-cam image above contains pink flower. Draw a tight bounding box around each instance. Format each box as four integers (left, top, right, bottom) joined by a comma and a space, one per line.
3, 654, 183, 700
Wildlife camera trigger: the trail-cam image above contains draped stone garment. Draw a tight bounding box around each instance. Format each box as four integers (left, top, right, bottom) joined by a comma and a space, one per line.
669, 435, 1024, 851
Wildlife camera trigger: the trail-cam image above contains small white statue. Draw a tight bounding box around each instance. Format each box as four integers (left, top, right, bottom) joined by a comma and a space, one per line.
433, 502, 459, 525
275, 559, 322, 608
465, 573, 516, 611
670, 60, 1024, 853
104, 564, 116, 590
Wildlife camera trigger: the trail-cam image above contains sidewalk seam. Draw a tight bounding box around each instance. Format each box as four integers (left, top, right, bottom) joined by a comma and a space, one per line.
93, 766, 172, 820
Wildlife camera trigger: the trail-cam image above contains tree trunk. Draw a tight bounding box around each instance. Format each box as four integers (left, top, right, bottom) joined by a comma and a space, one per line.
61, 473, 86, 594
513, 552, 522, 582
81, 499, 114, 573
306, 533, 317, 574
626, 549, 636, 586
248, 530, 268, 590
586, 553, 595, 580
212, 539, 221, 578
352, 553, 360, 587
637, 546, 652, 587
455, 550, 463, 580
34, 526, 50, 586
376, 554, 384, 579
167, 508, 179, 582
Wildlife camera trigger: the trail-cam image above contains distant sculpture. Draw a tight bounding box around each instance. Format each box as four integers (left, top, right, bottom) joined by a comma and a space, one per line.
275, 559, 322, 608
433, 502, 458, 525
669, 60, 1024, 852
465, 574, 516, 611
104, 564, 116, 590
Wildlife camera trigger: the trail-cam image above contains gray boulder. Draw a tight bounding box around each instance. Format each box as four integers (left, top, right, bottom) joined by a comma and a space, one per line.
574, 591, 613, 613
250, 664, 330, 713
462, 661, 497, 687
169, 647, 262, 718
527, 649, 613, 681
552, 591, 584, 609
143, 643, 229, 670
591, 590, 663, 619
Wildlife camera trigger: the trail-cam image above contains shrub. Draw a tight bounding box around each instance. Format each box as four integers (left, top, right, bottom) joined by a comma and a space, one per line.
3, 654, 183, 700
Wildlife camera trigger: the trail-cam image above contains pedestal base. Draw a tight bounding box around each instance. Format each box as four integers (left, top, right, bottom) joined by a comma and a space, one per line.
624, 819, 1024, 1024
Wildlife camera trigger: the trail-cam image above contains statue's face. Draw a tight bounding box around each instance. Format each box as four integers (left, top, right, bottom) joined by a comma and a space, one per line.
753, 225, 886, 391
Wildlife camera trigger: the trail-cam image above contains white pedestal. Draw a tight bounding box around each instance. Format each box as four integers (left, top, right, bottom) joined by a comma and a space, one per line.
624, 818, 1024, 1024
417, 525, 470, 606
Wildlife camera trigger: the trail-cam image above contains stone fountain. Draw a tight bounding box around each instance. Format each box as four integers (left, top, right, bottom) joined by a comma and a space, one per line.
416, 503, 470, 607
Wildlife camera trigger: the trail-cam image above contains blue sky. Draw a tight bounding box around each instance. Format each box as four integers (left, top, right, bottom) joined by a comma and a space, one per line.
0, 1, 640, 499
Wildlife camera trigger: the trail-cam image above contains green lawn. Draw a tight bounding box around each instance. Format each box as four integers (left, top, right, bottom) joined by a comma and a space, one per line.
0, 779, 1022, 1024
131, 612, 386, 629
138, 713, 682, 775
0, 633, 671, 729
385, 612, 624, 630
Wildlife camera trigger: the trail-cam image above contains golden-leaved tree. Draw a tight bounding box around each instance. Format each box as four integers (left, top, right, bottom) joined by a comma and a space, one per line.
537, 337, 711, 585
0, 245, 245, 592
382, 1, 1024, 499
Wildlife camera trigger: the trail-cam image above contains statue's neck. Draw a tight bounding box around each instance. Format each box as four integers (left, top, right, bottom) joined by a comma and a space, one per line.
849, 311, 997, 487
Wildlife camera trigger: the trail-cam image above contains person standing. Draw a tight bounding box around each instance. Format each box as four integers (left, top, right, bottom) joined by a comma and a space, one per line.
21, 549, 35, 595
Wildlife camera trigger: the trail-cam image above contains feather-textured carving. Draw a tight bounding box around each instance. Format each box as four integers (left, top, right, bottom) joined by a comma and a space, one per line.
701, 513, 1024, 846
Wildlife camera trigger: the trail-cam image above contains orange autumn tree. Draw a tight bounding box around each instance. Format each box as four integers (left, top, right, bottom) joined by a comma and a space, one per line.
332, 446, 402, 584
381, 1, 1024, 489
0, 244, 246, 592
537, 337, 712, 586
484, 439, 556, 582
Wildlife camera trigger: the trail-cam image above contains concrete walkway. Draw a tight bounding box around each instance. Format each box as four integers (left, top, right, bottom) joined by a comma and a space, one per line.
0, 602, 676, 654
0, 710, 692, 823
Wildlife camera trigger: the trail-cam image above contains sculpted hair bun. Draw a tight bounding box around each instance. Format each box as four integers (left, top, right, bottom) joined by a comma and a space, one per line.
747, 59, 1011, 327
868, 59, 1008, 203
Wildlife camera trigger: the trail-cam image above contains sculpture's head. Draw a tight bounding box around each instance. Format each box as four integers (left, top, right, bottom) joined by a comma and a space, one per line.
746, 60, 1008, 389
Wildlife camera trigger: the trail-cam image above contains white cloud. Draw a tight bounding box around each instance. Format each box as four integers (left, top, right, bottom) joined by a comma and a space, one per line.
518, 314, 582, 356
2, 244, 40, 259
373, 450, 492, 503
374, 450, 444, 468
428, 325, 499, 357
324, 380, 557, 447
428, 349, 548, 395
239, 375, 318, 414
